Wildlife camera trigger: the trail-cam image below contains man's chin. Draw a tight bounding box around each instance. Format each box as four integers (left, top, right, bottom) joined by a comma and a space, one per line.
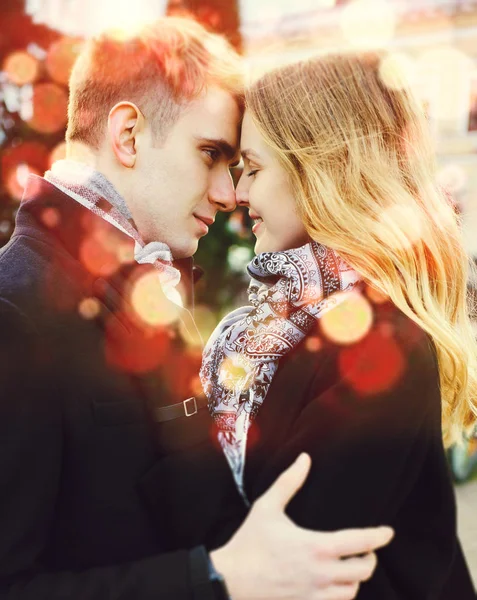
170, 239, 199, 260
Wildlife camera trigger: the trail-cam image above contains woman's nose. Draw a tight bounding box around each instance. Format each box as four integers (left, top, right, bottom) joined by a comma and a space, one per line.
235, 173, 249, 207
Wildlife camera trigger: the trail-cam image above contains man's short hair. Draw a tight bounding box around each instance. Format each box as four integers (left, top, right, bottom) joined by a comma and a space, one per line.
66, 17, 244, 148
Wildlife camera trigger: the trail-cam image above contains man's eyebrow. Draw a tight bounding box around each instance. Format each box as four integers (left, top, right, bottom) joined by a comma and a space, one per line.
196, 137, 240, 165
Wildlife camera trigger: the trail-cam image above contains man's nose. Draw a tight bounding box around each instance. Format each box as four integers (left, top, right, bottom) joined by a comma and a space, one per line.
209, 173, 237, 213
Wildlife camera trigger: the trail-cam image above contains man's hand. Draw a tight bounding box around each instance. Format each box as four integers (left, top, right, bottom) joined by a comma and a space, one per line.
210, 453, 394, 600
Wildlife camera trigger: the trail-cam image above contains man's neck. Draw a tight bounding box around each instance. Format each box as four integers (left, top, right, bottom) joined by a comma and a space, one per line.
66, 141, 101, 170
64, 142, 132, 219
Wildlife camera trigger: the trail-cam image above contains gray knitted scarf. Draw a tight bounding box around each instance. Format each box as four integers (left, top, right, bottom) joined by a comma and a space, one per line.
44, 159, 182, 300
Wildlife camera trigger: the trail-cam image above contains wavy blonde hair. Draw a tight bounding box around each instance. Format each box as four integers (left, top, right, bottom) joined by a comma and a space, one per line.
245, 52, 477, 445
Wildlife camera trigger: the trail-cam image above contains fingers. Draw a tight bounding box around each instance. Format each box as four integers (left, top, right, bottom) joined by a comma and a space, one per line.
326, 553, 377, 584
317, 583, 360, 600
256, 453, 312, 511
319, 527, 394, 558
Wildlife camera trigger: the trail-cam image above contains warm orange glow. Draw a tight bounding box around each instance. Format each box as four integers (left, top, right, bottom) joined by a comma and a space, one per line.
247, 421, 261, 451
40, 207, 61, 229
26, 83, 68, 134
190, 375, 205, 397
3, 51, 40, 86
365, 284, 389, 305
5, 164, 41, 202
105, 313, 171, 374
320, 291, 373, 346
116, 242, 135, 265
162, 345, 203, 399
79, 236, 120, 278
2, 141, 49, 197
46, 37, 84, 86
305, 336, 323, 353
130, 271, 181, 327
48, 141, 67, 168
339, 329, 405, 396
78, 297, 101, 320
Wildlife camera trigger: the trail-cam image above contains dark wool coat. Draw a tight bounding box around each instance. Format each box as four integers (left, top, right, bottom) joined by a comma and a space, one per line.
231, 283, 476, 599
0, 177, 246, 600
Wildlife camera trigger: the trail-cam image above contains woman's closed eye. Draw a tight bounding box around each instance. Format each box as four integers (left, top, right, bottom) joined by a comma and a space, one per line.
247, 169, 258, 178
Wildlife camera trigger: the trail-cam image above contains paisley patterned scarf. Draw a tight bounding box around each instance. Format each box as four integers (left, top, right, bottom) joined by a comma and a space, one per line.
200, 241, 360, 501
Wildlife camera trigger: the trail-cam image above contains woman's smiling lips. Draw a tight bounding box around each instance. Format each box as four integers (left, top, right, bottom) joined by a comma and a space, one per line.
249, 211, 264, 235
252, 220, 263, 235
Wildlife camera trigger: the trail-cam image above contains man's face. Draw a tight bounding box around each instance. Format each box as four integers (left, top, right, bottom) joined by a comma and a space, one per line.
130, 86, 241, 258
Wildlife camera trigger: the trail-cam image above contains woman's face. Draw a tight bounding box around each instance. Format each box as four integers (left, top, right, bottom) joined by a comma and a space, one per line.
236, 110, 309, 255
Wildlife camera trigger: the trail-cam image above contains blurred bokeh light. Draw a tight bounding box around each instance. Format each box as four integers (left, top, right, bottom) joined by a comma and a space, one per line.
3, 51, 40, 86
46, 37, 84, 85
26, 82, 68, 133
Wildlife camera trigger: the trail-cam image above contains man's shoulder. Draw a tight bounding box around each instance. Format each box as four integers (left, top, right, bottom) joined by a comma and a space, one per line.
0, 232, 53, 298
0, 223, 85, 330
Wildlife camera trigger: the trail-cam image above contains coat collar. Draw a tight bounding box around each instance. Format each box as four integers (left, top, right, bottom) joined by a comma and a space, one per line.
14, 175, 200, 310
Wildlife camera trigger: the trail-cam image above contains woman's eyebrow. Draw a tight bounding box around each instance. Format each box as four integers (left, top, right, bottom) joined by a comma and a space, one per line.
240, 148, 262, 162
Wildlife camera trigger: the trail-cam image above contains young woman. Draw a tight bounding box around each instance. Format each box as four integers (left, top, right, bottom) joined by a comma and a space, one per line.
201, 52, 477, 598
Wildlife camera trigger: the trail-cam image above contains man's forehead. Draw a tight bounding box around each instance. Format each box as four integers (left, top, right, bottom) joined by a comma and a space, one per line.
187, 86, 241, 126
177, 87, 242, 156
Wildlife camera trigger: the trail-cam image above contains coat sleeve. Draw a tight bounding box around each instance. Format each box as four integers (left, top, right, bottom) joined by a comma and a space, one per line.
0, 297, 215, 600
246, 324, 459, 599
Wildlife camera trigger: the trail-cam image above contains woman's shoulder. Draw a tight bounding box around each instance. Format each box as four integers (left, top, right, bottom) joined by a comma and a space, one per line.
291, 287, 440, 424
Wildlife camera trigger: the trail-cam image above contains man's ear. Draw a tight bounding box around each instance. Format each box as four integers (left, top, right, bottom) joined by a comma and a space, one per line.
108, 102, 144, 168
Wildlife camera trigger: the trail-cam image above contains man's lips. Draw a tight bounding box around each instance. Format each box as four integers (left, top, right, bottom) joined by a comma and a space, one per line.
193, 215, 215, 235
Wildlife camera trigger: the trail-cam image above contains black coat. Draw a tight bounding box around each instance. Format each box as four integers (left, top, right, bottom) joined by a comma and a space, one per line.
2, 177, 475, 600
232, 286, 476, 599
0, 177, 246, 600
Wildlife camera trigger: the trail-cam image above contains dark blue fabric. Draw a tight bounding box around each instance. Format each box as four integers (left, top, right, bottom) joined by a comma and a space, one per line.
0, 178, 244, 600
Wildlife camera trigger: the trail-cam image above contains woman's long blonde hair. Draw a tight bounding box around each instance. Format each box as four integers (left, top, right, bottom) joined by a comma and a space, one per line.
245, 52, 477, 445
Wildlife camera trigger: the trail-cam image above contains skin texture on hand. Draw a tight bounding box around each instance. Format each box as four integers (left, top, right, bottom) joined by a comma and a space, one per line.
210, 454, 394, 600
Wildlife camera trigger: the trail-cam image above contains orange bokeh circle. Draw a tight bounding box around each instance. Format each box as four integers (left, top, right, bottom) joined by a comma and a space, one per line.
48, 141, 67, 167
26, 83, 68, 134
3, 51, 40, 86
46, 37, 84, 86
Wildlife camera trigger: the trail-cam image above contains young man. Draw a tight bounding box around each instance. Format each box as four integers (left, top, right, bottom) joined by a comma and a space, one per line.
0, 18, 393, 600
